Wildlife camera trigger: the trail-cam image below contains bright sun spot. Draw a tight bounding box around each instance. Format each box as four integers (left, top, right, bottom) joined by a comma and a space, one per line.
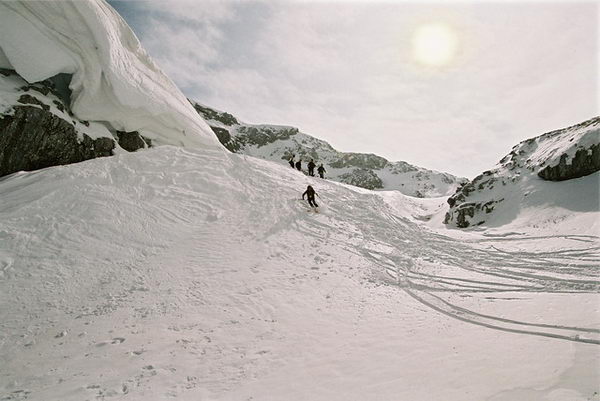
413, 23, 458, 67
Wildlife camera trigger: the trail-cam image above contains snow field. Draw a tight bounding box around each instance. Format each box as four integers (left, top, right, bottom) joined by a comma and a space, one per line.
0, 147, 598, 400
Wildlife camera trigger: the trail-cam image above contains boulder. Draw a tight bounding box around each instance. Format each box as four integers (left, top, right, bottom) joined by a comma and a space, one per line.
116, 130, 151, 152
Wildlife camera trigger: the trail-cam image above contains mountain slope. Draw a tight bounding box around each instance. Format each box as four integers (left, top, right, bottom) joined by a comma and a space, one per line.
0, 146, 598, 400
443, 116, 600, 228
190, 100, 466, 197
0, 2, 598, 400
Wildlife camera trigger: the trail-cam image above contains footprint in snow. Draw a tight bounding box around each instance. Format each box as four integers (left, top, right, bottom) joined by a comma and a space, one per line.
95, 337, 125, 347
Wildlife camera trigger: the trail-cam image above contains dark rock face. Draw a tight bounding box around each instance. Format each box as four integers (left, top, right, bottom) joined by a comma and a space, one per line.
444, 198, 503, 228
444, 203, 475, 228
538, 144, 600, 181
236, 126, 298, 148
190, 101, 239, 126
210, 126, 239, 152
444, 169, 504, 227
388, 161, 418, 174
116, 130, 150, 152
0, 106, 115, 177
209, 124, 299, 153
338, 168, 384, 190
330, 153, 388, 169
17, 94, 50, 111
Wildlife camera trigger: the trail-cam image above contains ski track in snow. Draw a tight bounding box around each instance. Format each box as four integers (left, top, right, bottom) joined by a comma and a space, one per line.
313, 188, 600, 344
0, 147, 598, 400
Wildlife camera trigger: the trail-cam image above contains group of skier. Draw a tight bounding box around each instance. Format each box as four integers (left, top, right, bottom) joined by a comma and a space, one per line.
288, 155, 326, 179
288, 154, 325, 210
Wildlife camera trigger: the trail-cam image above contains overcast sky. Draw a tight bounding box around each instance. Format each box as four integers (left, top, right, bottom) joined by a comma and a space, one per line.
109, 0, 598, 178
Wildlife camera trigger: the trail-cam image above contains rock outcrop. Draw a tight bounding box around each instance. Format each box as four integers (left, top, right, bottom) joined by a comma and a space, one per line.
538, 143, 600, 181
0, 69, 151, 178
444, 116, 600, 228
116, 131, 151, 152
0, 105, 114, 177
338, 168, 384, 190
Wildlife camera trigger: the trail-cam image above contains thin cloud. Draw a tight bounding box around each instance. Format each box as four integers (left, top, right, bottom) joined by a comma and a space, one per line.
110, 1, 598, 178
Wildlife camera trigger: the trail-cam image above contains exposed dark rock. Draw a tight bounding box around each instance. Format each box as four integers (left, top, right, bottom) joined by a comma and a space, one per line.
338, 168, 384, 190
537, 144, 600, 181
330, 153, 388, 169
17, 94, 50, 111
0, 105, 115, 177
236, 126, 298, 148
116, 130, 150, 152
53, 100, 65, 113
190, 101, 239, 126
444, 203, 476, 228
21, 84, 51, 97
47, 73, 73, 109
389, 161, 418, 174
210, 126, 240, 153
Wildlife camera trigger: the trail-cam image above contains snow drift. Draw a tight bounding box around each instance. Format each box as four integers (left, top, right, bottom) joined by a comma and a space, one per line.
0, 0, 219, 149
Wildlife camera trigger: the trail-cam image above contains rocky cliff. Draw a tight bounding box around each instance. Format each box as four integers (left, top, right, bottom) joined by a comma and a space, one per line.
190, 100, 466, 197
444, 116, 600, 228
0, 69, 150, 177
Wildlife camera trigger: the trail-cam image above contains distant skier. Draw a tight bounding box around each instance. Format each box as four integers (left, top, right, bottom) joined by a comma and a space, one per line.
295, 159, 302, 171
288, 155, 295, 168
307, 159, 316, 176
302, 185, 319, 208
317, 164, 326, 179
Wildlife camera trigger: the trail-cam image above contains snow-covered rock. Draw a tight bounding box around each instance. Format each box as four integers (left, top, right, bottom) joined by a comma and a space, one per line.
0, 0, 220, 177
191, 100, 467, 197
444, 116, 600, 228
0, 69, 115, 177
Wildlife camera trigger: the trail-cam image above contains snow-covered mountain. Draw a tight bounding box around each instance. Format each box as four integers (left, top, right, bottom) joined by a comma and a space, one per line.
0, 0, 464, 199
443, 116, 600, 228
0, 0, 220, 178
190, 101, 467, 197
1, 1, 599, 400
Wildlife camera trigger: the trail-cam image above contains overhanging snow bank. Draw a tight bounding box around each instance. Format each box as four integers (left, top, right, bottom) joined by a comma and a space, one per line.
0, 0, 220, 149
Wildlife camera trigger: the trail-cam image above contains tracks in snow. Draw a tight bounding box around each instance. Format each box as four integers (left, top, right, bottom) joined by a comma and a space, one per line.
297, 191, 600, 345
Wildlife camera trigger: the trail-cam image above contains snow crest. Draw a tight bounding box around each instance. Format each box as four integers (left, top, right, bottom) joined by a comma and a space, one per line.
0, 0, 220, 149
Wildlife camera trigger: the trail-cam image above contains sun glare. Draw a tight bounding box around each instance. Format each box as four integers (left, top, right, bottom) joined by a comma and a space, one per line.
412, 23, 458, 67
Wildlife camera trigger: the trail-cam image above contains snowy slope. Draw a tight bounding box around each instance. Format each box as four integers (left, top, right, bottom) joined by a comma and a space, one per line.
443, 116, 600, 229
1, 147, 598, 401
0, 1, 219, 149
191, 101, 466, 197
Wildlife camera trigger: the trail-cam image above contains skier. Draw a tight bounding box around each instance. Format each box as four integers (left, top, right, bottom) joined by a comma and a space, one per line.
302, 185, 319, 208
307, 159, 316, 177
288, 154, 295, 168
295, 159, 302, 171
317, 163, 326, 179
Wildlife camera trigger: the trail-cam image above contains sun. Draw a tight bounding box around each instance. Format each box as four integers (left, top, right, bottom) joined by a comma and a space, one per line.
412, 23, 459, 67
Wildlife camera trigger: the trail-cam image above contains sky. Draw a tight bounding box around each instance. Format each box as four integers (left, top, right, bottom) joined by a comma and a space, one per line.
109, 0, 598, 178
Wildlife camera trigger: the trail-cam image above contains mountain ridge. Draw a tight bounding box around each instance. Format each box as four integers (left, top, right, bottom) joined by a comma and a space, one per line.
190, 99, 467, 198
